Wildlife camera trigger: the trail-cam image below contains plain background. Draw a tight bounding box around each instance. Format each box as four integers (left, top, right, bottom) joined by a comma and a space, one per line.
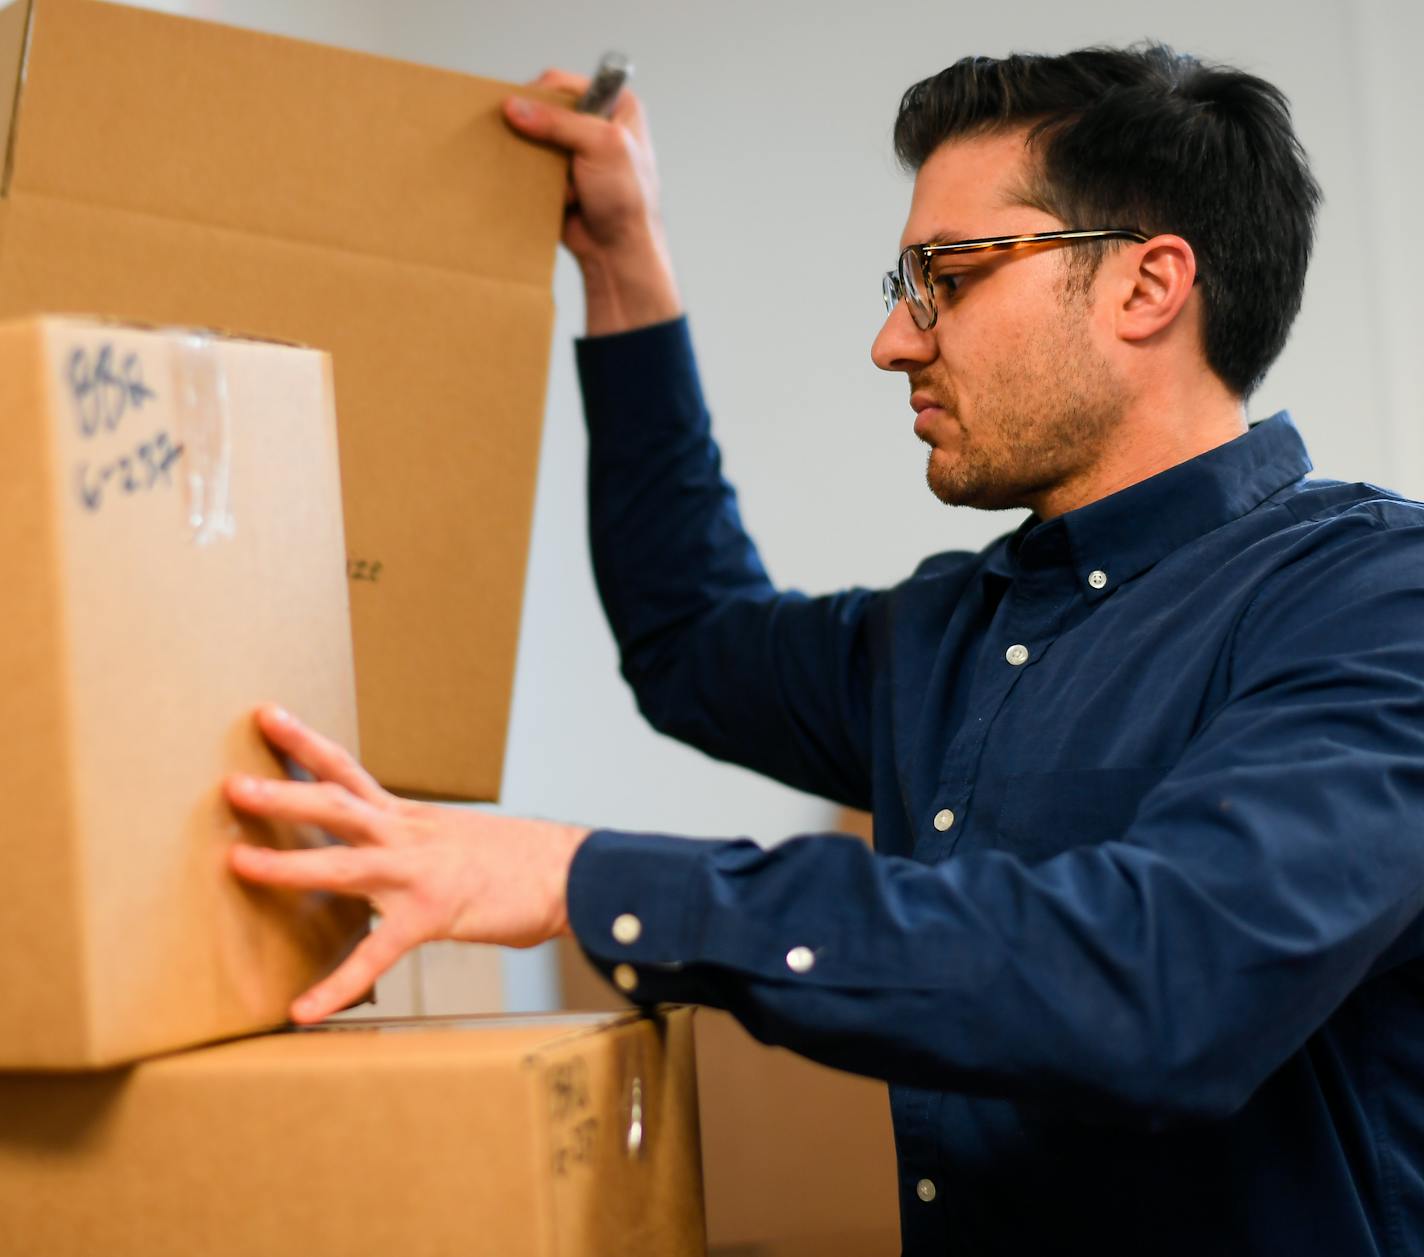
132, 0, 1424, 1011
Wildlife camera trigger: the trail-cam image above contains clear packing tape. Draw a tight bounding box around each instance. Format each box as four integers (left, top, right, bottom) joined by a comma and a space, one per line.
170, 330, 235, 545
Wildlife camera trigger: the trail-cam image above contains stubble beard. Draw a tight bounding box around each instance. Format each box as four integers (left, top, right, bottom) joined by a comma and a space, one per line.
922, 304, 1126, 512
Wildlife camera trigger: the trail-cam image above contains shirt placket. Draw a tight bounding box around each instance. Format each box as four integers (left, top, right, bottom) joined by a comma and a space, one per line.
890, 1083, 948, 1253
917, 568, 1073, 863
894, 565, 1075, 1251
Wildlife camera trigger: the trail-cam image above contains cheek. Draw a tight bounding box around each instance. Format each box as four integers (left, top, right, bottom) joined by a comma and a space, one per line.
974, 293, 1065, 385
984, 287, 1045, 348
935, 305, 1027, 399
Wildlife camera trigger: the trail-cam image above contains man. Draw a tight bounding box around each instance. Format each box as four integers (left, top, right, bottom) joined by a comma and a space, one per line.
225, 45, 1424, 1256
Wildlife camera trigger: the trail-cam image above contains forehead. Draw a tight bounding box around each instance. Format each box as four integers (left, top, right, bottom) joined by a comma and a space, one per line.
900, 127, 1055, 248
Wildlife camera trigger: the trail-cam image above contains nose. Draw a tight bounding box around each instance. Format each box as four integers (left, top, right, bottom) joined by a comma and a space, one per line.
871, 299, 938, 373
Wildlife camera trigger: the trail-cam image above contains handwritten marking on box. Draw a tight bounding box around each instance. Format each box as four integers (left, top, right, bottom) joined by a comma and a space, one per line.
549, 1054, 601, 1177
67, 341, 184, 515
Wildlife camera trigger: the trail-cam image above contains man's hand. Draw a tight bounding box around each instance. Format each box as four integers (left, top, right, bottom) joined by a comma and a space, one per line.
223, 704, 590, 1025
503, 69, 683, 336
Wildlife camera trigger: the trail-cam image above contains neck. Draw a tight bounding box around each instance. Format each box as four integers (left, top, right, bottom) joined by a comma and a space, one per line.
1029, 376, 1248, 520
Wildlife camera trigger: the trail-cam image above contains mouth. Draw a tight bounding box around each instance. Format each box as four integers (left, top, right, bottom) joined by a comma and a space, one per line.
910, 392, 949, 440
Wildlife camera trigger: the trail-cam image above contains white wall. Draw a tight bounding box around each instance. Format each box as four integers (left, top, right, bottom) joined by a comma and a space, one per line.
134, 0, 1424, 1011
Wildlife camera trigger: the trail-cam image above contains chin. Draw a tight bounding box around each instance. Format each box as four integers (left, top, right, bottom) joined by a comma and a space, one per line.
925, 450, 969, 506
924, 450, 1019, 511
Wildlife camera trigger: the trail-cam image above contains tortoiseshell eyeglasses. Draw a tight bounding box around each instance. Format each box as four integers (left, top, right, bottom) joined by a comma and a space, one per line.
882, 228, 1149, 330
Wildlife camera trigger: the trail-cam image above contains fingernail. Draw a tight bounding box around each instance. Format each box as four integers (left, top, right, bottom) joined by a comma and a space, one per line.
507, 97, 536, 122
232, 775, 271, 797
267, 705, 293, 725
293, 996, 319, 1020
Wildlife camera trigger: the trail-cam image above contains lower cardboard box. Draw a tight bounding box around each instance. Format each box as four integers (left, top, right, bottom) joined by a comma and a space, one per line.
0, 1008, 705, 1257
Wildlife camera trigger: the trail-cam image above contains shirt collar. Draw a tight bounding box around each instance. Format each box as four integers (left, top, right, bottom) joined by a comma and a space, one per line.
984, 412, 1312, 597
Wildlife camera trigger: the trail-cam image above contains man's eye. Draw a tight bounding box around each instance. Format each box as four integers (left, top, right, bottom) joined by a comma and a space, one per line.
933, 272, 963, 297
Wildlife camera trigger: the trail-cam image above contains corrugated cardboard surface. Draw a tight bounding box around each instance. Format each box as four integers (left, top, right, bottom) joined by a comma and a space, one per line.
0, 0, 568, 799
0, 316, 85, 1064
0, 1009, 707, 1257
692, 1012, 899, 1257
559, 927, 900, 1256
0, 315, 367, 1069
0, 0, 25, 161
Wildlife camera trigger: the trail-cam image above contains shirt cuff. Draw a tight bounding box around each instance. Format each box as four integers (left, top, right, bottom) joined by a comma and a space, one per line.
567, 828, 728, 1007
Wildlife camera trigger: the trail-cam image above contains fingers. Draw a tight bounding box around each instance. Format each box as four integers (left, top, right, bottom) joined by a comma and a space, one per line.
528, 67, 589, 95
253, 704, 389, 806
229, 840, 392, 894
528, 68, 644, 130
289, 925, 415, 1024
225, 774, 386, 846
229, 840, 420, 1021
503, 93, 615, 157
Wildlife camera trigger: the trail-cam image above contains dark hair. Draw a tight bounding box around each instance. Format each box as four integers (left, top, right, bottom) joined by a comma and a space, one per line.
893, 44, 1321, 397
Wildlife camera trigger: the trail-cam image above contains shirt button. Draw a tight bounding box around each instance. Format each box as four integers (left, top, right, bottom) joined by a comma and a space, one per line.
1088, 569, 1108, 590
1005, 643, 1030, 666
786, 946, 816, 974
933, 808, 955, 832
612, 963, 638, 993
611, 913, 642, 945
916, 1178, 937, 1203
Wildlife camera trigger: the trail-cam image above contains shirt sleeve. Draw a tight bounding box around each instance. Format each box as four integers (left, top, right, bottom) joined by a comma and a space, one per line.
577, 318, 876, 809
567, 509, 1424, 1128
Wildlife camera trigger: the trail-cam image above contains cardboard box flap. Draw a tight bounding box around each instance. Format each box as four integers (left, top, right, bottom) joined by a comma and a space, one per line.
29, 309, 312, 349
114, 1010, 658, 1074
302, 1010, 632, 1037
8, 0, 566, 287
0, 0, 30, 188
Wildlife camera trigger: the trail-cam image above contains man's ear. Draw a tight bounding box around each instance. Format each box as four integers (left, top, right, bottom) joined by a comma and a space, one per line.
1115, 235, 1197, 343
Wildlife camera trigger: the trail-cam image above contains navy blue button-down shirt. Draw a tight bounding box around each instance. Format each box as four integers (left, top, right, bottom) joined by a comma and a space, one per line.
565, 318, 1424, 1256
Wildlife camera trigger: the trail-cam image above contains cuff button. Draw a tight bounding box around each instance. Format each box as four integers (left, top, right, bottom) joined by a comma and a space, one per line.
613, 963, 639, 993
786, 946, 816, 974
612, 913, 643, 945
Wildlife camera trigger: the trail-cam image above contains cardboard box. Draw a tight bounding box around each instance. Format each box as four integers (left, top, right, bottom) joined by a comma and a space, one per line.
557, 937, 901, 1256
0, 314, 367, 1070
0, 0, 567, 799
0, 1009, 707, 1257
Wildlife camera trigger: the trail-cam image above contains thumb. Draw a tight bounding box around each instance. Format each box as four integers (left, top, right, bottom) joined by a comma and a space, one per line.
503, 95, 611, 159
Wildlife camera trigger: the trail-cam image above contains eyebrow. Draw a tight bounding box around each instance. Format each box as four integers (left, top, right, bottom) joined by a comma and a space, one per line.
898, 227, 970, 254
923, 228, 969, 246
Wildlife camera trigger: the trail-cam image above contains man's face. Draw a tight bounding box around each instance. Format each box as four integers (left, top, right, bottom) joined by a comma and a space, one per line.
871, 129, 1128, 513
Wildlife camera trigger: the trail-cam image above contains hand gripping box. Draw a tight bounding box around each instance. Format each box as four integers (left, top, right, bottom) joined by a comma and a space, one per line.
0, 315, 368, 1070
0, 0, 567, 800
0, 1009, 706, 1257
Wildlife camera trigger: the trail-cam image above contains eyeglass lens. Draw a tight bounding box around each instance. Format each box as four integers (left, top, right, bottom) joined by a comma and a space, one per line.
882, 271, 899, 313
898, 248, 934, 330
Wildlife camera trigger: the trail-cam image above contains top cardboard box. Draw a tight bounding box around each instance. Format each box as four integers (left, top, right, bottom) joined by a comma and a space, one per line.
0, 314, 369, 1070
0, 0, 568, 799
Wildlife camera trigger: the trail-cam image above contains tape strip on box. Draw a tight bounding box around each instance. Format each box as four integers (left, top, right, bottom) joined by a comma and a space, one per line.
171, 329, 234, 545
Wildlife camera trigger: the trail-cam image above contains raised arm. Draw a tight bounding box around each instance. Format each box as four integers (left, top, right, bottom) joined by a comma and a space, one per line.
508, 75, 880, 806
